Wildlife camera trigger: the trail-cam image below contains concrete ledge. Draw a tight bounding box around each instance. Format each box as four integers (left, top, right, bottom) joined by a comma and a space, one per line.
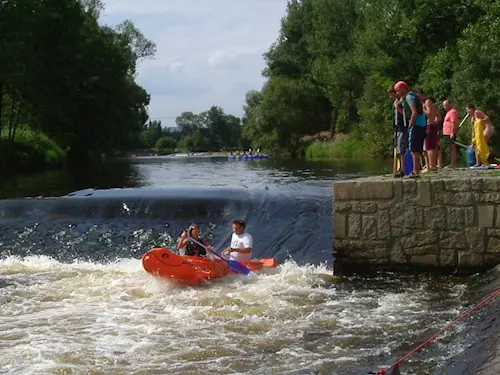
333, 171, 500, 275
334, 180, 394, 200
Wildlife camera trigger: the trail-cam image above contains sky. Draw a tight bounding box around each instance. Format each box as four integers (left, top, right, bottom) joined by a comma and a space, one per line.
100, 0, 289, 127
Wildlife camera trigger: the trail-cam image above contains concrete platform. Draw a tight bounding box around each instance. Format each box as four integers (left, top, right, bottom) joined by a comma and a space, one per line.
333, 168, 500, 275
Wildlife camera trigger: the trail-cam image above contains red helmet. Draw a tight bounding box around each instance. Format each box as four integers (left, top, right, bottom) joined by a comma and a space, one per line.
394, 81, 410, 91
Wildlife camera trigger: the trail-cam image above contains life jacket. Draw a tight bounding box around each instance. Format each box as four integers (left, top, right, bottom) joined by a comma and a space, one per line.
395, 100, 407, 131
185, 238, 207, 257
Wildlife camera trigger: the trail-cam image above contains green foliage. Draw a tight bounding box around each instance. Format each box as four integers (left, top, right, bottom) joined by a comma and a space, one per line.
305, 134, 381, 160
15, 126, 66, 163
0, 0, 155, 167
174, 106, 243, 152
0, 125, 66, 171
242, 0, 497, 159
155, 136, 177, 151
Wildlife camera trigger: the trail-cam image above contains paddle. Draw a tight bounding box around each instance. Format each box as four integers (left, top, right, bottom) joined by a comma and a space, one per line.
187, 235, 251, 275
451, 140, 469, 149
458, 112, 470, 130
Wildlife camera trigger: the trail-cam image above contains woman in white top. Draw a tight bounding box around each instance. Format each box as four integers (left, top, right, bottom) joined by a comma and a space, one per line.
222, 219, 253, 261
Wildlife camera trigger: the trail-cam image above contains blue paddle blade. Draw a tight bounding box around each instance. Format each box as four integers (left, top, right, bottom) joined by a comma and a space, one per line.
228, 260, 251, 275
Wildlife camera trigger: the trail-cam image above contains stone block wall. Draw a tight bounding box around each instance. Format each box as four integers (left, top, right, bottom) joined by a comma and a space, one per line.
333, 176, 500, 275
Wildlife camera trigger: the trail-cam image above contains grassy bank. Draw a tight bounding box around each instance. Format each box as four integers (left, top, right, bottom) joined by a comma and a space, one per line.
0, 126, 66, 172
304, 133, 389, 160
304, 128, 477, 163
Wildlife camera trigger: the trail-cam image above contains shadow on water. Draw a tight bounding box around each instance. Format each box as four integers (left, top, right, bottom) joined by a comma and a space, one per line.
0, 156, 390, 199
0, 159, 142, 199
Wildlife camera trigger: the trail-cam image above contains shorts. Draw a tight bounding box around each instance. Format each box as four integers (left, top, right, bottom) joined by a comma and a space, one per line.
409, 126, 426, 153
425, 123, 439, 150
396, 131, 408, 154
484, 126, 495, 139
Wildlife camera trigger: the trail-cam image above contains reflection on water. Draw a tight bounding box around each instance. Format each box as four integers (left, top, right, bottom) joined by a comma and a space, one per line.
0, 156, 390, 199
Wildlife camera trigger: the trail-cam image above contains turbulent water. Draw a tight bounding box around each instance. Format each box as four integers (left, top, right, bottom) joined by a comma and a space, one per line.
0, 155, 496, 374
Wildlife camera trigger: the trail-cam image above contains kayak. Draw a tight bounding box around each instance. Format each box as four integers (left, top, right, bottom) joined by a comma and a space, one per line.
142, 247, 278, 285
227, 154, 269, 160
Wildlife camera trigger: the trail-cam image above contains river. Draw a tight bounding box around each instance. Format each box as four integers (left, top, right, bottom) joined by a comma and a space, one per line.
0, 155, 495, 374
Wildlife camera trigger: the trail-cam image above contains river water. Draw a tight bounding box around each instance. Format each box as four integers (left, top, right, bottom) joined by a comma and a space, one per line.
0, 155, 495, 374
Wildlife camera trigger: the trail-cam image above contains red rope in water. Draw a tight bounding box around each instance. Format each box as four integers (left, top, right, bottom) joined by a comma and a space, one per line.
376, 288, 500, 375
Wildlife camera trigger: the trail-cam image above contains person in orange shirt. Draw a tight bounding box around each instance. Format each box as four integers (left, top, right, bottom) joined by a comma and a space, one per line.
442, 100, 460, 168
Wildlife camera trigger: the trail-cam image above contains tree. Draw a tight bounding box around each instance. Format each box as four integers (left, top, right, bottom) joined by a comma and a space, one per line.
175, 112, 200, 135
0, 0, 155, 161
155, 136, 177, 150
238, 0, 494, 158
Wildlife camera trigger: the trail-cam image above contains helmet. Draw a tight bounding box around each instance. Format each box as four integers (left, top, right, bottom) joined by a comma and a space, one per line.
394, 81, 410, 91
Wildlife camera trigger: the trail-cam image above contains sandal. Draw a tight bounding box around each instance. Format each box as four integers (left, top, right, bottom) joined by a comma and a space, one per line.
393, 171, 404, 178
404, 172, 420, 179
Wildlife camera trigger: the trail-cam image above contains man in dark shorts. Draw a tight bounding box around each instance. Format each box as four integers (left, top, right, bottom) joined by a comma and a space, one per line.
417, 89, 441, 172
394, 81, 427, 178
388, 87, 408, 177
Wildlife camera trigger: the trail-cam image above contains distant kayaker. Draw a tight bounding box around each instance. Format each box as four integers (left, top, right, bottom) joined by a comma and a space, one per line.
222, 219, 253, 261
177, 224, 212, 257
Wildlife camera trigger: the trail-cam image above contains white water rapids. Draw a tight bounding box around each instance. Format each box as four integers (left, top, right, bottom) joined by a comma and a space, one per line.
0, 256, 469, 375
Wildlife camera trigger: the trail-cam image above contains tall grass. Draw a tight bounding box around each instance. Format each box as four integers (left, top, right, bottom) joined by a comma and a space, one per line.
0, 125, 66, 171
305, 133, 386, 160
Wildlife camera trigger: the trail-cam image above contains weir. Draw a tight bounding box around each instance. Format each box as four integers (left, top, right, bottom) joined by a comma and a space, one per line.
333, 170, 500, 275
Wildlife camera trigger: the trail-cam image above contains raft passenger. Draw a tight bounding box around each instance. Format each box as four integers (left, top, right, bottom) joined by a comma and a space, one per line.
222, 219, 253, 261
177, 224, 212, 257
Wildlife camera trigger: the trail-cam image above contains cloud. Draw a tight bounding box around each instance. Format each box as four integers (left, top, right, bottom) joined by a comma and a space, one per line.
138, 64, 212, 97
168, 62, 185, 73
208, 51, 240, 70
100, 0, 288, 127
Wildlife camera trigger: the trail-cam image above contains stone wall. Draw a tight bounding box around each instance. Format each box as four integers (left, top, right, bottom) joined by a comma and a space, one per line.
333, 175, 500, 275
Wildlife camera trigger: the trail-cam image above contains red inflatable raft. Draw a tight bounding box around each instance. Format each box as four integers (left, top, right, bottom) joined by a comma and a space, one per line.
142, 247, 278, 285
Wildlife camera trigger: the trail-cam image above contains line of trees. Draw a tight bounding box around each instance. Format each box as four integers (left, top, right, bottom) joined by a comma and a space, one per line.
0, 0, 155, 164
241, 0, 500, 158
137, 106, 248, 153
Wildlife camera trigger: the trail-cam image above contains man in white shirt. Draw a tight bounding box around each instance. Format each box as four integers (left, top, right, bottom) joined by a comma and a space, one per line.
222, 219, 253, 261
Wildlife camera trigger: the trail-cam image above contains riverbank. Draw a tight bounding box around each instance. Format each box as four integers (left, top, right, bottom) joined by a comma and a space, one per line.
303, 131, 475, 162
0, 127, 66, 173
128, 151, 264, 158
304, 134, 382, 160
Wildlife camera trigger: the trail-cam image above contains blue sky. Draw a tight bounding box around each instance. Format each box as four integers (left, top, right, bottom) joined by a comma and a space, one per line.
100, 0, 288, 127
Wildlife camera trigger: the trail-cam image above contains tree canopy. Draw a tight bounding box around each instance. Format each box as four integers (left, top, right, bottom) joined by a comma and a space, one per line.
0, 0, 155, 161
242, 0, 499, 157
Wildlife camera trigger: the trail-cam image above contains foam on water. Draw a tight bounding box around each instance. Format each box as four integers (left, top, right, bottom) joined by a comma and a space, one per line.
0, 256, 470, 375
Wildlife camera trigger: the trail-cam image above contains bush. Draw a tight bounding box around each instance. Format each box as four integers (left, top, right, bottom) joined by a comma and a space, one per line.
155, 136, 177, 150
0, 125, 66, 171
304, 132, 388, 160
